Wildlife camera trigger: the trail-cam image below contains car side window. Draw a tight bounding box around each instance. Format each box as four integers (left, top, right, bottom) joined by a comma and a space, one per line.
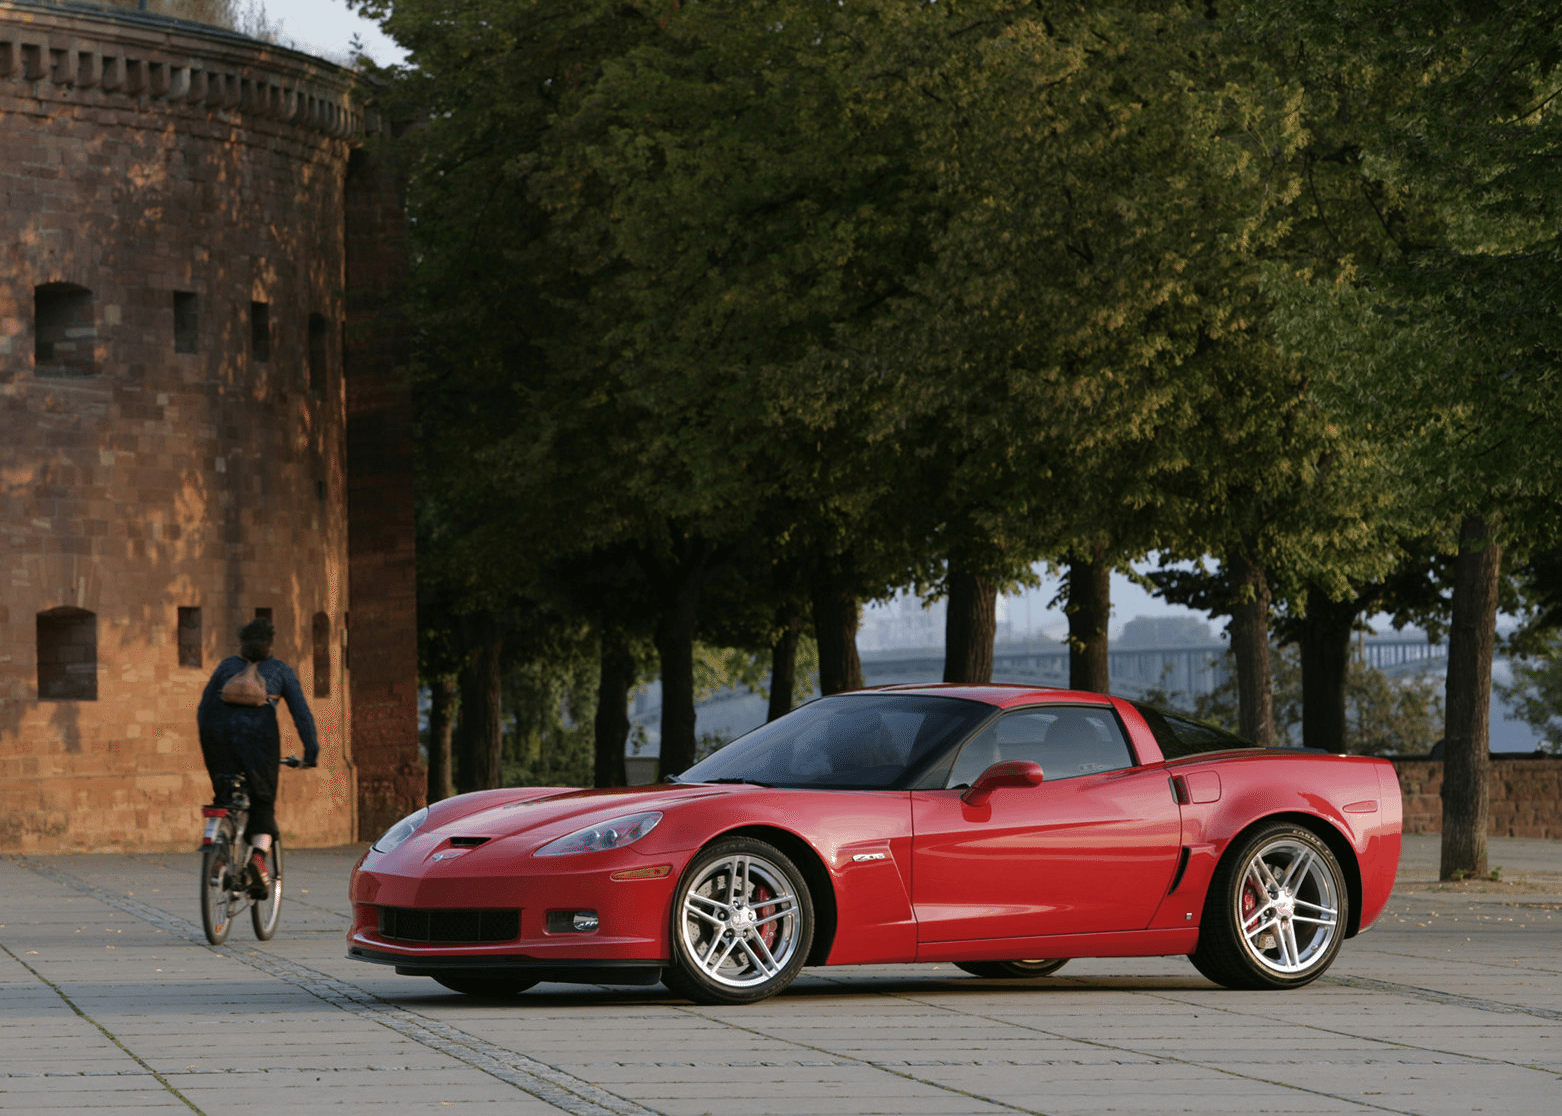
944, 707, 1134, 788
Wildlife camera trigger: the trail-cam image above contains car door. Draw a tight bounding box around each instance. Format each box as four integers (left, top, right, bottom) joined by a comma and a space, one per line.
910, 704, 1182, 944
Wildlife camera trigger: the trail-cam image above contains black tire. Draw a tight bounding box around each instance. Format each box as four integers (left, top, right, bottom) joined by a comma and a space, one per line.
200, 825, 237, 946
431, 972, 542, 997
250, 840, 282, 941
1190, 823, 1349, 990
664, 837, 813, 1005
955, 959, 1069, 979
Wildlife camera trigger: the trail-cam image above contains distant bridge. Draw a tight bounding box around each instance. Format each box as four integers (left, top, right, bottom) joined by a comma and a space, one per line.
627, 636, 1451, 760
861, 636, 1449, 702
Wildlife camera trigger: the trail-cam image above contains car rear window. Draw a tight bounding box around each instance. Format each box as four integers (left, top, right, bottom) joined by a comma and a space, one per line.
1130, 702, 1261, 759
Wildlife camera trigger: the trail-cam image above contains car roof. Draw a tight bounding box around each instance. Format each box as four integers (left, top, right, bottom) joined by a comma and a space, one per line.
859, 682, 1119, 710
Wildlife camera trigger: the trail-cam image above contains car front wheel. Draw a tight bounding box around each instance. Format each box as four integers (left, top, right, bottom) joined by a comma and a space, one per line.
1191, 823, 1348, 990
664, 837, 813, 1005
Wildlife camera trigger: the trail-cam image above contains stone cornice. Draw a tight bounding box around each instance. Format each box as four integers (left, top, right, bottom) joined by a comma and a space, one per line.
0, 0, 376, 137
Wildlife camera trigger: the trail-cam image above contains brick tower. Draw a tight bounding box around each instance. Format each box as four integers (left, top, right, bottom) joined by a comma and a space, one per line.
0, 0, 422, 851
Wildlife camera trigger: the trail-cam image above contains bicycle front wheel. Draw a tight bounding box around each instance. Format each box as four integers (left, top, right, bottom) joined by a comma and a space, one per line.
251, 840, 282, 940
201, 828, 237, 945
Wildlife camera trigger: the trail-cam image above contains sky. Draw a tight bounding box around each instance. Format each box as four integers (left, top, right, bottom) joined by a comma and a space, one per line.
258, 0, 405, 66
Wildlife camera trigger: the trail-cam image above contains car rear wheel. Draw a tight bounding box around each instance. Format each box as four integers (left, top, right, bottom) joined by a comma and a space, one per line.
664, 837, 813, 1005
1191, 823, 1348, 990
954, 959, 1068, 979
431, 972, 541, 997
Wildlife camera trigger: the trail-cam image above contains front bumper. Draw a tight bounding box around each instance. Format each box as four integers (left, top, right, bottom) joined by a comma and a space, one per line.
347, 842, 681, 972
347, 946, 665, 985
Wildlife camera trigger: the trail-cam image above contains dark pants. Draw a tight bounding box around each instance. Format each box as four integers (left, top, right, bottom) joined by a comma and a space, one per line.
201, 739, 280, 843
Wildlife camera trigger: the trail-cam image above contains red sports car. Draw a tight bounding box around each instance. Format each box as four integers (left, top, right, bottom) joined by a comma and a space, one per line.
347, 684, 1402, 1004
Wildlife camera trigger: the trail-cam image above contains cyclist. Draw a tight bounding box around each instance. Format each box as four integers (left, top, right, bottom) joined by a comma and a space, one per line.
197, 617, 318, 892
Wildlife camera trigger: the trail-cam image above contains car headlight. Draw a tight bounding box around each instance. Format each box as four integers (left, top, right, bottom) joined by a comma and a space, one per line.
372, 806, 428, 854
535, 811, 662, 857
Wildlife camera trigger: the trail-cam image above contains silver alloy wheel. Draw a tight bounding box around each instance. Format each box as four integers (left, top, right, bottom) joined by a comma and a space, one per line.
678, 850, 804, 990
1235, 835, 1341, 975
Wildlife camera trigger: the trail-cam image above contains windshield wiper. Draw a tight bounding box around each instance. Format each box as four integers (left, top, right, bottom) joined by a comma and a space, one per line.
702, 777, 772, 787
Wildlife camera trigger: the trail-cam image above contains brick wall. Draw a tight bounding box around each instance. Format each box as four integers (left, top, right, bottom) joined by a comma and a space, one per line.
0, 1, 420, 851
344, 145, 422, 841
1392, 757, 1562, 840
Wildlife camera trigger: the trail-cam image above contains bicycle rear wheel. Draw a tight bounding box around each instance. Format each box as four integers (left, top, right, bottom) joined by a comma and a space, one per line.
251, 840, 282, 940
201, 824, 237, 945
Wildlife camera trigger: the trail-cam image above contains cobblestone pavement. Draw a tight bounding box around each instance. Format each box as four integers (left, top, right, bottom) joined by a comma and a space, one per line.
2, 835, 1557, 1116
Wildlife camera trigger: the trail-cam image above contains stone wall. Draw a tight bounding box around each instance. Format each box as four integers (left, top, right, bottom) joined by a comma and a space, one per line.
1391, 757, 1562, 840
0, 0, 421, 851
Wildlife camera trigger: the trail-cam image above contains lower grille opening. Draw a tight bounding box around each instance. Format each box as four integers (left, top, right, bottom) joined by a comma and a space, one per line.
379, 907, 520, 943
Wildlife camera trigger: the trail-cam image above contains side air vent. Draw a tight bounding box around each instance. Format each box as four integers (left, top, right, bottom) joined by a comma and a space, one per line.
379, 907, 519, 943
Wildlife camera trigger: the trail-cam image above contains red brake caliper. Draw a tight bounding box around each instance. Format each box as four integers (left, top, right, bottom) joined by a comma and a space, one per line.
752, 886, 777, 950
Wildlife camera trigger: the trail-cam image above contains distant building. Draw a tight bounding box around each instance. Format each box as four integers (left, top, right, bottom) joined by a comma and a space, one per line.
858, 591, 1015, 652
1, 0, 421, 851
1115, 614, 1215, 648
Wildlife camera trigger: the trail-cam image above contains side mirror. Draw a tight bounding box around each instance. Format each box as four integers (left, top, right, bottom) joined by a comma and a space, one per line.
961, 760, 1045, 806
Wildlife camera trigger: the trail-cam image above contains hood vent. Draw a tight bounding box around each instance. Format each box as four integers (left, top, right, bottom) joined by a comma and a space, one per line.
448, 836, 489, 847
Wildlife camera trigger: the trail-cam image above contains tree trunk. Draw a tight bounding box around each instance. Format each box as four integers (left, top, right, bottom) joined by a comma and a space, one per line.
811, 561, 863, 694
768, 611, 802, 722
454, 611, 504, 793
1227, 550, 1275, 746
943, 564, 997, 683
1440, 514, 1501, 881
593, 632, 634, 787
1299, 587, 1356, 752
654, 580, 701, 781
425, 674, 457, 804
1066, 546, 1112, 693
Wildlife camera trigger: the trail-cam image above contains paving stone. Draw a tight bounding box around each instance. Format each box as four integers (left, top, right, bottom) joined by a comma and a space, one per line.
1, 837, 1559, 1116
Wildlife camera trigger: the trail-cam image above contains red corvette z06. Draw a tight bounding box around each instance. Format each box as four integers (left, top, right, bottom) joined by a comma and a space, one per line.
348, 685, 1402, 1004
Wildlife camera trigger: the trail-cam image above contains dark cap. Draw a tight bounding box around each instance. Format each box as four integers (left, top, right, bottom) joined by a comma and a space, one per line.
239, 617, 275, 661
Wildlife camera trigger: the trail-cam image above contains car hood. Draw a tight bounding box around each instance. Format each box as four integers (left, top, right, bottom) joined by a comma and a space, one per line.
364, 783, 755, 867
425, 783, 729, 841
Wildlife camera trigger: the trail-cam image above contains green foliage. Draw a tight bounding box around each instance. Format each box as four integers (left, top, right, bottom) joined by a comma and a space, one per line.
1497, 636, 1562, 755
350, 0, 1562, 786
1344, 661, 1444, 758
1256, 0, 1562, 547
693, 637, 818, 707
500, 636, 598, 787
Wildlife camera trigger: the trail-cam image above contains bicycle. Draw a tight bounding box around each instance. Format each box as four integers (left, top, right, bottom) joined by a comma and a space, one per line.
199, 756, 301, 945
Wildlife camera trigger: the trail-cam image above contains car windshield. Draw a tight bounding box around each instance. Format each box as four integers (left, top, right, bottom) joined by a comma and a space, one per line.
678, 693, 993, 790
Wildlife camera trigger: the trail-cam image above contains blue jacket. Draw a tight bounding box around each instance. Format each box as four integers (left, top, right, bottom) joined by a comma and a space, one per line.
197, 656, 321, 773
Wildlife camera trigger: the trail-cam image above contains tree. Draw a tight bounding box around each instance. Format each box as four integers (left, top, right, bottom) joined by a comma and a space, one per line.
114, 1, 282, 39
1261, 0, 1562, 877
1499, 637, 1562, 754
353, 1, 952, 776
843, 1, 1310, 689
